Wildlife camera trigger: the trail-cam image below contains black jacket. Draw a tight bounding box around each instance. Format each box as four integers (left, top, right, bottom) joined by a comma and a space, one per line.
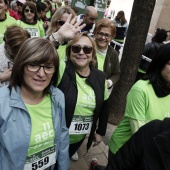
58, 61, 109, 150
107, 118, 170, 170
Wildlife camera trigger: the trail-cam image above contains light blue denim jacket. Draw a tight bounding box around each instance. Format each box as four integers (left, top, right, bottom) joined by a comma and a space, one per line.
0, 86, 69, 170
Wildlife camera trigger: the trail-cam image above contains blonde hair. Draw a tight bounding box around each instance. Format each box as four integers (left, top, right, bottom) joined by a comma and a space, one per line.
46, 6, 76, 35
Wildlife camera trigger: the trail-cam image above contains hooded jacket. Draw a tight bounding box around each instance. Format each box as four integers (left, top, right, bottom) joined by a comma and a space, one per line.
0, 86, 69, 170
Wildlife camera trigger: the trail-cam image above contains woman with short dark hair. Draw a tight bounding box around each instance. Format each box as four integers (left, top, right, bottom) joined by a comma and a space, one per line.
0, 37, 69, 170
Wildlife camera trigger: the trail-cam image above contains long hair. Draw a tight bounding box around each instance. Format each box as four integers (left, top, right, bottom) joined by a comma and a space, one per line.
46, 6, 76, 35
143, 43, 170, 84
21, 2, 38, 22
115, 10, 127, 25
9, 38, 59, 95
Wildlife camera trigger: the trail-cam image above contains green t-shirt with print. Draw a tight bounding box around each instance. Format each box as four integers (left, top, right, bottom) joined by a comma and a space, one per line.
0, 14, 16, 44
109, 80, 170, 154
57, 61, 109, 144
17, 20, 45, 37
69, 73, 109, 144
96, 53, 105, 71
24, 95, 56, 169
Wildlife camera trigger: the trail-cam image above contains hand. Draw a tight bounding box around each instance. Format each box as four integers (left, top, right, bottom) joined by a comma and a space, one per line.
93, 133, 103, 147
0, 68, 12, 82
106, 80, 110, 88
57, 14, 86, 42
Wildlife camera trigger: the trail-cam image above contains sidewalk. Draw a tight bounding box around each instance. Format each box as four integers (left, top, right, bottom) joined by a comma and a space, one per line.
70, 123, 116, 170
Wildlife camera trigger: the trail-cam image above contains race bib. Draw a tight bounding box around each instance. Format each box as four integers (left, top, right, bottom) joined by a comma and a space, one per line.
25, 28, 39, 37
69, 115, 93, 134
24, 145, 56, 170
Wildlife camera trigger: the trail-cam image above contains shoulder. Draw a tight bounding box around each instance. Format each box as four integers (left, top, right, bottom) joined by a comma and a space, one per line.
107, 45, 118, 56
132, 80, 151, 91
50, 86, 65, 105
7, 15, 16, 22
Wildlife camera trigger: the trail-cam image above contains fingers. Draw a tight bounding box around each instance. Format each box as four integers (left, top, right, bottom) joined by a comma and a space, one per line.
65, 14, 72, 23
70, 16, 77, 25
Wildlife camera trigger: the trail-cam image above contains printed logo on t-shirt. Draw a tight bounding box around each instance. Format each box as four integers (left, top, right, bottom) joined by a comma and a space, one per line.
25, 28, 39, 37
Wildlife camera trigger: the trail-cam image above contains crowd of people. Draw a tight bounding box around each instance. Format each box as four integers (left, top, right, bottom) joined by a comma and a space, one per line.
0, 0, 170, 170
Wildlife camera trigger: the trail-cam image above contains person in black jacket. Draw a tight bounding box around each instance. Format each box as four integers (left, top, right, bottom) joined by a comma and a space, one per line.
89, 118, 170, 170
136, 28, 167, 81
57, 32, 109, 161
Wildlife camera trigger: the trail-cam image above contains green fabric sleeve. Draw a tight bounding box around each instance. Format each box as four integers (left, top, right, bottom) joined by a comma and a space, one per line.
129, 118, 146, 134
125, 88, 146, 121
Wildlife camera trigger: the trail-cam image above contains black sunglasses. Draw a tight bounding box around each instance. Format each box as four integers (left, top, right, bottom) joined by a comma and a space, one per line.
25, 9, 35, 13
57, 20, 65, 26
71, 45, 93, 54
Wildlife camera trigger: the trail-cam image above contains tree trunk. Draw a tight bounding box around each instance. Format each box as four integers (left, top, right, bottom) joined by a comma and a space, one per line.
109, 0, 156, 125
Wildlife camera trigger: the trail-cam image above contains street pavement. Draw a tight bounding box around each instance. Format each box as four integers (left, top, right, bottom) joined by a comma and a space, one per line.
70, 123, 116, 170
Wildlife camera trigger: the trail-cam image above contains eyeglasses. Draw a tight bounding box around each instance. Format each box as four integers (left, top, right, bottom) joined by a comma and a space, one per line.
71, 45, 93, 54
97, 32, 111, 39
57, 20, 65, 26
24, 9, 35, 13
27, 64, 55, 74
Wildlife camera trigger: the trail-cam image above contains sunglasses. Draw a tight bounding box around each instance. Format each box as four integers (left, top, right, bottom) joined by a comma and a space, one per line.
57, 20, 65, 26
25, 9, 35, 13
71, 45, 93, 54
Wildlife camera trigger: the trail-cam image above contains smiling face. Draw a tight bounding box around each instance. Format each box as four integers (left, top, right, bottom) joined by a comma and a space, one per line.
24, 6, 35, 23
22, 62, 54, 96
95, 27, 112, 50
70, 36, 93, 71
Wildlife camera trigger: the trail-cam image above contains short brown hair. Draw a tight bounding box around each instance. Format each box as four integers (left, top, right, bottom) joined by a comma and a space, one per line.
94, 18, 116, 38
9, 38, 59, 95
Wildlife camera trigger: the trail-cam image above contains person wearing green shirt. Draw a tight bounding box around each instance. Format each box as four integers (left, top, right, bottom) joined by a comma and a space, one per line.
56, 32, 109, 161
109, 43, 170, 156
88, 42, 170, 170
0, 0, 16, 44
17, 2, 45, 37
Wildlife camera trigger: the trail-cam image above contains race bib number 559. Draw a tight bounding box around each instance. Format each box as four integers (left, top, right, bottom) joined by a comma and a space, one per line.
24, 146, 56, 170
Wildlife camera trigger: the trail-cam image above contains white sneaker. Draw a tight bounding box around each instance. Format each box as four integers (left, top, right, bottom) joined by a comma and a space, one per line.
71, 151, 78, 161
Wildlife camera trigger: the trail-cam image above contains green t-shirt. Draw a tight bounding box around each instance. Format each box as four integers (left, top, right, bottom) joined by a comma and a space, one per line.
96, 53, 105, 71
109, 80, 170, 154
69, 74, 109, 144
0, 14, 16, 44
57, 45, 67, 61
58, 61, 109, 144
17, 20, 45, 37
24, 95, 56, 169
